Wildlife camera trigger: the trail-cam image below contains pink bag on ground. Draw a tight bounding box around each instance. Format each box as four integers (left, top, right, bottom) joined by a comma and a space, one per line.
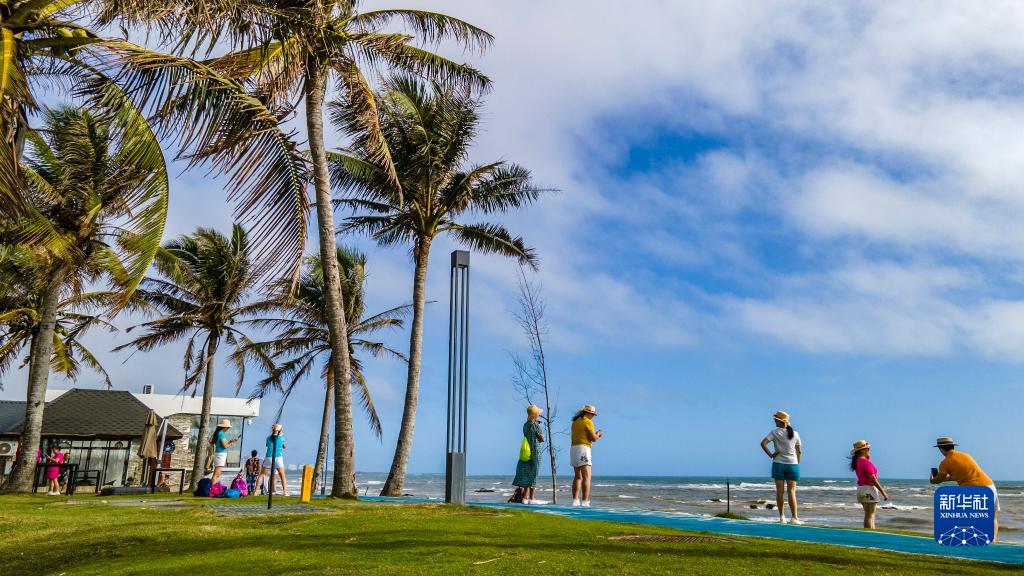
230, 476, 249, 497
209, 482, 226, 497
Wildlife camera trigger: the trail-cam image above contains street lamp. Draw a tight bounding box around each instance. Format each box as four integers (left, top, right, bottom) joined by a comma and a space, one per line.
445, 250, 470, 504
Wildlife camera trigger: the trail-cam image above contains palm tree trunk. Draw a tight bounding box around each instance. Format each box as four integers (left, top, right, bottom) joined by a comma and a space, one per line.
189, 335, 219, 492
305, 64, 357, 499
5, 276, 60, 493
311, 364, 334, 492
381, 236, 431, 496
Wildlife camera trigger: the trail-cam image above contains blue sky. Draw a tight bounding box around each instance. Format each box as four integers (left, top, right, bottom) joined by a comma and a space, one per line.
4, 1, 1024, 481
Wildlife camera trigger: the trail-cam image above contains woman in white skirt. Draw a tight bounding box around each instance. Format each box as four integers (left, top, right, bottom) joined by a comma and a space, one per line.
850, 440, 889, 529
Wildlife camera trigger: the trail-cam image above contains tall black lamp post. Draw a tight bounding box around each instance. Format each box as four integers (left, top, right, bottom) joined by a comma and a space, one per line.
445, 250, 470, 504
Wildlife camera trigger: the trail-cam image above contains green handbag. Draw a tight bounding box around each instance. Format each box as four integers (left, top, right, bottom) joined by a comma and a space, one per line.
519, 437, 531, 462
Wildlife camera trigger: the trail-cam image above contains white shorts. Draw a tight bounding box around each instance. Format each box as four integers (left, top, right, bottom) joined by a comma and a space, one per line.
570, 445, 592, 468
856, 485, 882, 504
262, 456, 285, 470
985, 485, 1001, 512
212, 452, 228, 467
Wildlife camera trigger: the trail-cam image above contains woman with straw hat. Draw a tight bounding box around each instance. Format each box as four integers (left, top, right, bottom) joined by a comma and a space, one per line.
849, 440, 889, 529
256, 423, 289, 497
570, 405, 602, 507
209, 419, 237, 486
511, 405, 546, 505
760, 410, 802, 524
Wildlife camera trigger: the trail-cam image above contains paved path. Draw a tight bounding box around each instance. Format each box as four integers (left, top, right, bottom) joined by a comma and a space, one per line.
360, 496, 1024, 565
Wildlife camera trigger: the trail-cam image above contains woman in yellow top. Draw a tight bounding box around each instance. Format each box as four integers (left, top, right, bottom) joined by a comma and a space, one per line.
570, 405, 602, 507
930, 437, 998, 542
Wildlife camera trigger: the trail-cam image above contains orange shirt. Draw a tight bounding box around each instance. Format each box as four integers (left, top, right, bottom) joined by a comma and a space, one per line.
571, 418, 594, 447
938, 451, 992, 487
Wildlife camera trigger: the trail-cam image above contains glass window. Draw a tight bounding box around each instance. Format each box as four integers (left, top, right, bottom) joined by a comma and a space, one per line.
189, 415, 245, 467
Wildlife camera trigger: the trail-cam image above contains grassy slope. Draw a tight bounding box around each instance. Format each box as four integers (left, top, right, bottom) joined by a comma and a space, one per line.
0, 495, 1014, 575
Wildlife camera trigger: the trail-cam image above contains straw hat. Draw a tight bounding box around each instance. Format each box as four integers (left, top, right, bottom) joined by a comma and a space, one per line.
527, 405, 543, 417
933, 437, 958, 448
581, 405, 597, 415
217, 419, 232, 428
271, 423, 283, 431
850, 439, 871, 456
773, 410, 790, 424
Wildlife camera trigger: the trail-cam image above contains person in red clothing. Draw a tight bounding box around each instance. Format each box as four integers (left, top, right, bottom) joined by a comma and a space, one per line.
849, 440, 889, 529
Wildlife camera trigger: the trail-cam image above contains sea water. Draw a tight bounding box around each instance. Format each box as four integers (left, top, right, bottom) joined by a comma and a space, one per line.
296, 474, 1024, 543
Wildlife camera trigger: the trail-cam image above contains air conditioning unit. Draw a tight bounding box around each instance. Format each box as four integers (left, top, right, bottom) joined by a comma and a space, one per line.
0, 440, 17, 457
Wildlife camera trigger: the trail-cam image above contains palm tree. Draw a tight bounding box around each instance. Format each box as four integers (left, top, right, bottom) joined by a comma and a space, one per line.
113, 225, 268, 491
0, 107, 169, 492
104, 0, 493, 497
240, 246, 409, 490
0, 251, 121, 389
331, 75, 552, 496
0, 1, 310, 276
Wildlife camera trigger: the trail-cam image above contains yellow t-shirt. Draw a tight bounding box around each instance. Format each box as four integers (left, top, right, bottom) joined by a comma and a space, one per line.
571, 418, 594, 447
938, 451, 993, 487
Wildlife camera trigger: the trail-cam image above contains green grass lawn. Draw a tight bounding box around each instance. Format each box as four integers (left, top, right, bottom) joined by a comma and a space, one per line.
0, 494, 1013, 575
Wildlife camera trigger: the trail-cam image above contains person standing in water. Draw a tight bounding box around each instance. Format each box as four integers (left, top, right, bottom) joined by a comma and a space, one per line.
930, 437, 998, 542
570, 405, 602, 507
511, 405, 546, 504
849, 440, 889, 529
760, 410, 802, 524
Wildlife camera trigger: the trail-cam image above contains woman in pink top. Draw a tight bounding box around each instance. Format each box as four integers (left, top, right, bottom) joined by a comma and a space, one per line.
44, 445, 64, 496
849, 440, 889, 529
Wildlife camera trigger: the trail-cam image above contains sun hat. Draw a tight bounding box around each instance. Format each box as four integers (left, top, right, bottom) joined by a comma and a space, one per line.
527, 405, 543, 417
271, 423, 283, 432
581, 405, 597, 415
850, 439, 871, 456
773, 410, 790, 424
933, 437, 958, 448
217, 419, 232, 428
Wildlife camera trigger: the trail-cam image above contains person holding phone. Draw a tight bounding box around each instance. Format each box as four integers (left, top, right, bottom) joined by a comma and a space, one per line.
570, 405, 602, 507
760, 410, 802, 524
849, 440, 889, 529
930, 437, 998, 542
209, 419, 237, 485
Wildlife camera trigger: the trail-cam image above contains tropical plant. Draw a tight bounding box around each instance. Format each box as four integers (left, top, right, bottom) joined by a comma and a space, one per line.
113, 224, 269, 490
100, 0, 493, 497
0, 0, 309, 274
331, 75, 552, 496
0, 252, 122, 389
0, 107, 169, 493
240, 246, 409, 490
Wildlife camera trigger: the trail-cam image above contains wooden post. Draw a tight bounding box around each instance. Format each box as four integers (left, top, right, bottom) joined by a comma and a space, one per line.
727, 479, 731, 515
300, 465, 313, 503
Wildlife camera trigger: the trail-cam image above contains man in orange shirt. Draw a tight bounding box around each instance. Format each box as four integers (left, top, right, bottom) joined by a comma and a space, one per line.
930, 437, 998, 542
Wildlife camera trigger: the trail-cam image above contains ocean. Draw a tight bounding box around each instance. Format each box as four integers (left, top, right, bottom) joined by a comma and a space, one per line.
293, 473, 1024, 543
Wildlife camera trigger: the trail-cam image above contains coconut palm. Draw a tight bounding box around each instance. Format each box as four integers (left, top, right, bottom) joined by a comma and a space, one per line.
0, 1, 309, 276
113, 225, 269, 490
331, 75, 552, 496
0, 252, 122, 389
100, 0, 493, 497
0, 107, 170, 492
240, 246, 409, 490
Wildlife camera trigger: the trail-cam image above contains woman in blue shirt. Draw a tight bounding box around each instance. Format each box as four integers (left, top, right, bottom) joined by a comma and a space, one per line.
210, 419, 237, 485
256, 423, 289, 496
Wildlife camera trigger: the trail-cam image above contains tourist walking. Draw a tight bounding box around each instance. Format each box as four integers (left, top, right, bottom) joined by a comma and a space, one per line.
256, 423, 288, 496
570, 405, 602, 507
511, 405, 546, 505
244, 450, 262, 495
760, 410, 802, 524
43, 445, 63, 495
849, 440, 889, 529
209, 419, 237, 486
930, 437, 998, 542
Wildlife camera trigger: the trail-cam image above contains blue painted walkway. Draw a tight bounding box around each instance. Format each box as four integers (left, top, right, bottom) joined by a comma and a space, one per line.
359, 496, 1024, 565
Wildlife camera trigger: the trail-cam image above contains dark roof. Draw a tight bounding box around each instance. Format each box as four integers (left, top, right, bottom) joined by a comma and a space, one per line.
0, 400, 26, 436
3, 389, 182, 439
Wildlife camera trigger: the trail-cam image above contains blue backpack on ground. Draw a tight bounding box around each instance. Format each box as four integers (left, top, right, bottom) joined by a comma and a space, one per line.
194, 477, 212, 497
225, 488, 242, 498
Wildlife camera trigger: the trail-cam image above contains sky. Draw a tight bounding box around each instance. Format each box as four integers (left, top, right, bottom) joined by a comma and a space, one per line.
4, 1, 1024, 481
